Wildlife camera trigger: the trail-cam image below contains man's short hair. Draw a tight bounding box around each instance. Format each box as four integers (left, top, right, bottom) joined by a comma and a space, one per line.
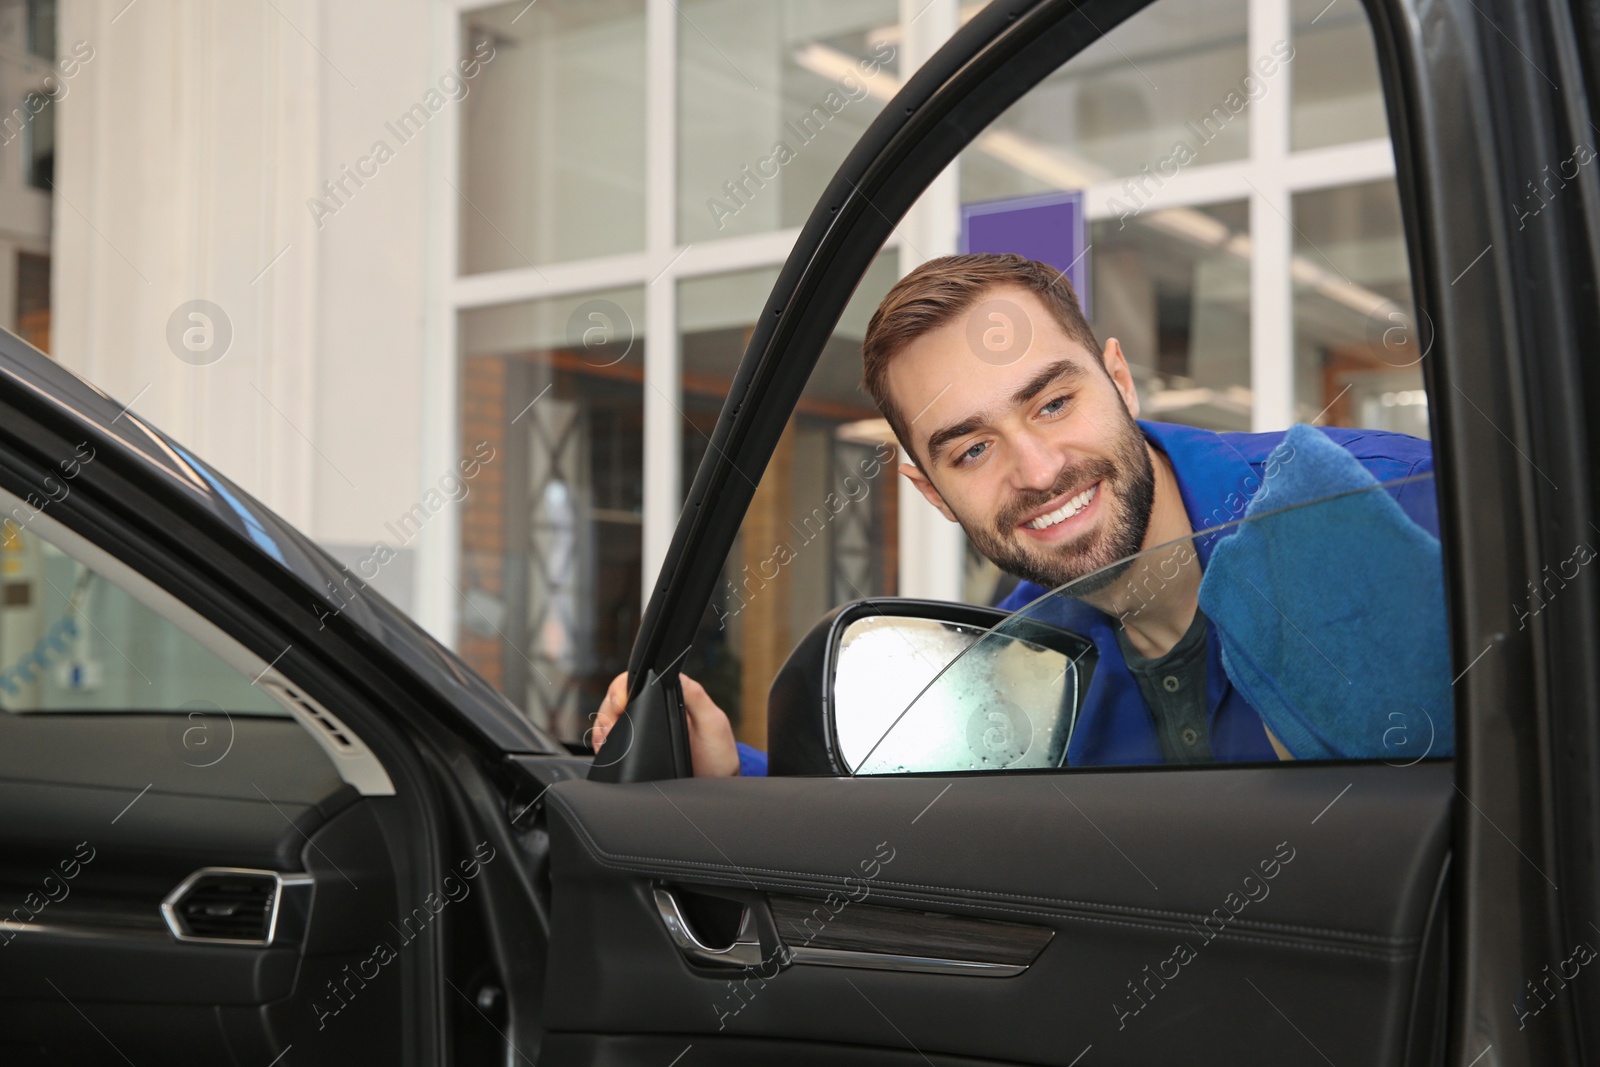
860, 253, 1100, 463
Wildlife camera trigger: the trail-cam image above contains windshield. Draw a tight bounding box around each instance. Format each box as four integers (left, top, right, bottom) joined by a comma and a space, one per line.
0, 520, 286, 716
853, 472, 1448, 774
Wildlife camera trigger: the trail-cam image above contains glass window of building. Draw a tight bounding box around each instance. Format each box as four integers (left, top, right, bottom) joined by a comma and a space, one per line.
459, 1, 647, 273
1292, 180, 1424, 435
457, 288, 645, 743
961, 0, 1251, 203
1290, 0, 1390, 151
24, 89, 52, 191
25, 0, 54, 61
677, 1, 899, 243
1091, 200, 1251, 430
678, 253, 899, 747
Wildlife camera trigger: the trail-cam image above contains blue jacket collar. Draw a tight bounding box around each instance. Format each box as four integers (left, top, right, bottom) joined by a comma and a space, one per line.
1135, 419, 1261, 567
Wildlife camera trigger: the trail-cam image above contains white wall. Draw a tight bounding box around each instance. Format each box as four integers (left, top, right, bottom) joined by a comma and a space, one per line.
54, 0, 438, 612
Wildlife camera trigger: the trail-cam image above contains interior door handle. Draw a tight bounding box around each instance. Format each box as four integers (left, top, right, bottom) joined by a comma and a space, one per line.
652, 888, 765, 968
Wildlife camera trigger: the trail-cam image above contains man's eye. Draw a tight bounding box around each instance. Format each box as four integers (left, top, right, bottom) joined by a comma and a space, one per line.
1040, 395, 1070, 416
956, 441, 988, 466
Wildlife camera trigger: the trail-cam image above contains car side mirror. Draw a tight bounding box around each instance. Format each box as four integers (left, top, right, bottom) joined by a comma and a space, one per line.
767, 599, 1096, 776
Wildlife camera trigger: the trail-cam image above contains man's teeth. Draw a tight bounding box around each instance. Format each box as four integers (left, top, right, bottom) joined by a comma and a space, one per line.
1027, 484, 1098, 530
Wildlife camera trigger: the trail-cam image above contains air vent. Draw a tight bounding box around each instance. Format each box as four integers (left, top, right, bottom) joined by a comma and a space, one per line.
162, 869, 284, 944
258, 679, 359, 752
250, 677, 396, 797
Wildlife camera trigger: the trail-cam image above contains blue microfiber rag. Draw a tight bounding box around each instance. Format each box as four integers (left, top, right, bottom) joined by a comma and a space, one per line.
1197, 424, 1453, 760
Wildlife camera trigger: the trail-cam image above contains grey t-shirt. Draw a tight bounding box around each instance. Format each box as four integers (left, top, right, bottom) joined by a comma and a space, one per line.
1115, 608, 1214, 764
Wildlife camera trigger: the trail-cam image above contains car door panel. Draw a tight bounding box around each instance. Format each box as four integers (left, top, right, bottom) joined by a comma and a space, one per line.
542, 764, 1450, 1065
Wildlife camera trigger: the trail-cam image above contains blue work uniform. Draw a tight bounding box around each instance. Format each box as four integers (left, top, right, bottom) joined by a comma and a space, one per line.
995, 419, 1436, 767
734, 419, 1435, 775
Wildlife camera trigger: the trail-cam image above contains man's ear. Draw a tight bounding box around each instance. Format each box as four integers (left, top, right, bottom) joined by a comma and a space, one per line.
1101, 337, 1141, 419
898, 462, 959, 522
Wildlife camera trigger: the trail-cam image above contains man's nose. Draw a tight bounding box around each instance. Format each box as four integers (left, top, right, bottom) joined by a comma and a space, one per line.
1009, 430, 1065, 491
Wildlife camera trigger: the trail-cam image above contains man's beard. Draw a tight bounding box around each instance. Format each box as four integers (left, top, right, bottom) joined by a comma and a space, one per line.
958, 407, 1156, 597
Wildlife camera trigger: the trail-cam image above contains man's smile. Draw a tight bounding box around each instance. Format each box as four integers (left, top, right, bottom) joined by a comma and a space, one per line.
1016, 480, 1102, 542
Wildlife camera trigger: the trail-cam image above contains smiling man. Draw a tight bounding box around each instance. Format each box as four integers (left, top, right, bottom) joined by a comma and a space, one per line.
872, 264, 1193, 661
595, 252, 1439, 773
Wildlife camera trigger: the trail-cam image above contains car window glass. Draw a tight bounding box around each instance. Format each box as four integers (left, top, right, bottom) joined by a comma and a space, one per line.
853, 469, 1447, 773
937, 0, 1426, 606
0, 519, 285, 716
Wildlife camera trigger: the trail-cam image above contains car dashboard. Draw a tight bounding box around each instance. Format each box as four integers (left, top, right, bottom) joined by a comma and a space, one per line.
0, 710, 408, 1065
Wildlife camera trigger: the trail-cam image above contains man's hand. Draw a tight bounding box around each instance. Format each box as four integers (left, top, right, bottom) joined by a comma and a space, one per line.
591, 671, 741, 777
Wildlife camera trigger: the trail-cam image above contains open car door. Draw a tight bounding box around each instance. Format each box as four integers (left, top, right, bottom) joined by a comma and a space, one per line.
536, 1, 1600, 1065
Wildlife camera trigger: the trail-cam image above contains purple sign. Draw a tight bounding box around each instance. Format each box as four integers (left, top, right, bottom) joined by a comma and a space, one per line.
960, 190, 1089, 318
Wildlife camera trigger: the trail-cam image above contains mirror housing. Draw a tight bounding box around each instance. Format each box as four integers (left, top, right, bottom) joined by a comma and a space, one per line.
767, 599, 1095, 776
